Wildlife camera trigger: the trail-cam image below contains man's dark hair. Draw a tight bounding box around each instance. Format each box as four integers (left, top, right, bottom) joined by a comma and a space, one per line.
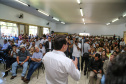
48, 36, 52, 38
54, 35, 67, 50
105, 52, 126, 84
95, 53, 100, 58
43, 35, 46, 38
4, 39, 7, 42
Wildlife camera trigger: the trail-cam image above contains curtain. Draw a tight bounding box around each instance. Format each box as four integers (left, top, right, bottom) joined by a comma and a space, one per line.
16, 23, 20, 36
24, 24, 29, 35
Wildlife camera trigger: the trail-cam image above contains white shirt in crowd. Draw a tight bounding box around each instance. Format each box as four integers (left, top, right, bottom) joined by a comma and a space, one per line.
43, 50, 80, 84
40, 39, 48, 45
49, 42, 51, 49
39, 47, 45, 54
28, 45, 38, 49
120, 41, 125, 46
72, 43, 81, 57
35, 40, 40, 47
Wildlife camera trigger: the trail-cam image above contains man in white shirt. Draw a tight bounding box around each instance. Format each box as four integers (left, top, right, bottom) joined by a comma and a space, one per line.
40, 35, 48, 46
43, 35, 81, 84
72, 40, 81, 70
28, 41, 37, 50
120, 38, 125, 46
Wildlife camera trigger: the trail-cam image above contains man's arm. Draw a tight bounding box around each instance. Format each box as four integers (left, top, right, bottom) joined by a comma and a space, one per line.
31, 58, 41, 62
17, 56, 19, 64
67, 59, 80, 81
20, 56, 30, 65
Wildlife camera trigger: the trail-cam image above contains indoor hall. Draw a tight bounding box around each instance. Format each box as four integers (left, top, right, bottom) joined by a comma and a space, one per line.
0, 0, 126, 84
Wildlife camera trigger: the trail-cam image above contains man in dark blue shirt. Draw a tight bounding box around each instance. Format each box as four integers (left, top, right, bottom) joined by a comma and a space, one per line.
10, 45, 30, 80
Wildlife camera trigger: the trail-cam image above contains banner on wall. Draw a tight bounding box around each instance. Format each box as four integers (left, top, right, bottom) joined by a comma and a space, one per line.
20, 25, 24, 34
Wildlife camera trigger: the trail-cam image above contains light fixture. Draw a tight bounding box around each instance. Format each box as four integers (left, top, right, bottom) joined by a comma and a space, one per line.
80, 8, 83, 16
106, 23, 110, 25
112, 18, 119, 23
77, 0, 81, 4
61, 22, 65, 24
38, 10, 49, 16
15, 0, 28, 6
82, 18, 85, 22
53, 17, 59, 21
123, 14, 126, 17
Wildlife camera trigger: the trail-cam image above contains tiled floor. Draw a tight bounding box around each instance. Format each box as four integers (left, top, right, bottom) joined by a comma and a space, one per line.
0, 63, 89, 84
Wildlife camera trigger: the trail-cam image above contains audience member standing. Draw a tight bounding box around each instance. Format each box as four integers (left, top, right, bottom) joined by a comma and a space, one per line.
81, 39, 91, 75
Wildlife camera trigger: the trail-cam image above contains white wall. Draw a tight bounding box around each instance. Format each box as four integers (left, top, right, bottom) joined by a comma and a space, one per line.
56, 23, 126, 38
0, 3, 56, 31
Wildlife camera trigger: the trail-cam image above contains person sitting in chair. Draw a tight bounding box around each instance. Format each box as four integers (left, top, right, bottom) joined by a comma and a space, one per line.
10, 45, 30, 80
24, 47, 42, 83
89, 53, 103, 84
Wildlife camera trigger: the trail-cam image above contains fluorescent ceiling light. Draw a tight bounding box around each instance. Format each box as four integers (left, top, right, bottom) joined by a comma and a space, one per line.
53, 17, 59, 21
77, 0, 81, 4
80, 8, 83, 16
123, 14, 126, 17
82, 18, 85, 22
38, 10, 49, 16
106, 23, 110, 25
112, 18, 119, 23
15, 0, 28, 6
61, 22, 65, 24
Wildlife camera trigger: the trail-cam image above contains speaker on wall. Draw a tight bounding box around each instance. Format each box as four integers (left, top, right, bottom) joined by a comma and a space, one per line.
46, 22, 49, 25
19, 13, 23, 18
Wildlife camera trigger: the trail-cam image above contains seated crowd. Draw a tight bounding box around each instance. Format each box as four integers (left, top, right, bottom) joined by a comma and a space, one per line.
0, 33, 126, 84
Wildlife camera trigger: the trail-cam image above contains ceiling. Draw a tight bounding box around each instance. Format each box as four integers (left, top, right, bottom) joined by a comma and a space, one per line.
0, 0, 126, 25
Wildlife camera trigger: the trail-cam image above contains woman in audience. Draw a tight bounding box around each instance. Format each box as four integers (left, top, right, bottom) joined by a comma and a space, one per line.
101, 50, 108, 63
29, 47, 35, 57
3, 45, 19, 77
115, 47, 120, 55
106, 48, 111, 58
101, 54, 115, 84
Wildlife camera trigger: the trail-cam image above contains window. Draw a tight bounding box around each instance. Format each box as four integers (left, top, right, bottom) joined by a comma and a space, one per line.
43, 27, 49, 34
0, 21, 18, 36
29, 26, 37, 36
79, 33, 90, 36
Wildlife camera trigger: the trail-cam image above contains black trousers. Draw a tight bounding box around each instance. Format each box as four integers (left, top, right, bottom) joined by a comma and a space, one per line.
81, 56, 89, 73
6, 57, 16, 69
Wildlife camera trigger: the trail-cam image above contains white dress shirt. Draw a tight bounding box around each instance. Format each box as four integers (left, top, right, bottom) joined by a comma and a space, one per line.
43, 50, 80, 84
40, 39, 48, 45
49, 42, 51, 49
72, 43, 81, 57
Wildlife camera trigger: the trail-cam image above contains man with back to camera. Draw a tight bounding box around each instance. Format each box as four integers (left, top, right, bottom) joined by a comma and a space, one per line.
42, 35, 81, 84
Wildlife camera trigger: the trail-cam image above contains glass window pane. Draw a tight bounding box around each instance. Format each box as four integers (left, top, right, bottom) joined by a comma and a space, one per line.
43, 28, 49, 34
7, 22, 13, 26
29, 26, 37, 36
13, 23, 17, 26
0, 22, 6, 25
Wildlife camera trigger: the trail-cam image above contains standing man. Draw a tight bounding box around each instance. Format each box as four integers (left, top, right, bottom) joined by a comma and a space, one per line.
43, 35, 80, 84
81, 39, 91, 75
45, 36, 54, 52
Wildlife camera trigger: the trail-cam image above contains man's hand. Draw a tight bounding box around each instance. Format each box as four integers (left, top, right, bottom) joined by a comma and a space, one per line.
20, 62, 24, 66
93, 70, 97, 73
72, 58, 78, 69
